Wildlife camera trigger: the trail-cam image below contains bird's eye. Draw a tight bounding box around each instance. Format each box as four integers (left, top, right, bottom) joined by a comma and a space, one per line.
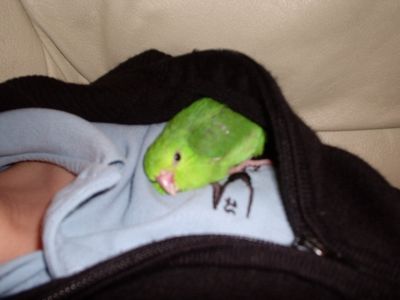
174, 152, 181, 163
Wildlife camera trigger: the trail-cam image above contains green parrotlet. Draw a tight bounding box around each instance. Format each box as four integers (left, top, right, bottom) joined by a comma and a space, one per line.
143, 97, 270, 195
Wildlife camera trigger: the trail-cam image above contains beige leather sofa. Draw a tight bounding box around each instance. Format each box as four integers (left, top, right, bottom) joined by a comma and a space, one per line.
1, 0, 399, 188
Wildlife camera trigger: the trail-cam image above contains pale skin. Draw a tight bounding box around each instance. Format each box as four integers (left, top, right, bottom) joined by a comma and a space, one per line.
0, 159, 269, 263
0, 161, 76, 264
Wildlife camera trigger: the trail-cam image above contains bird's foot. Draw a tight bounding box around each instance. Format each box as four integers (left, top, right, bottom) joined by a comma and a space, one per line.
212, 172, 254, 218
229, 159, 272, 175
212, 182, 222, 209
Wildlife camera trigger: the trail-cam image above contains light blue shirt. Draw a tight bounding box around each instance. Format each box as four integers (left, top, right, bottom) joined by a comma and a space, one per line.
0, 109, 294, 296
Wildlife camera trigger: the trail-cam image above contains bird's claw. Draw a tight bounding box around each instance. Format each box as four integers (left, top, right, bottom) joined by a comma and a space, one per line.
229, 159, 272, 175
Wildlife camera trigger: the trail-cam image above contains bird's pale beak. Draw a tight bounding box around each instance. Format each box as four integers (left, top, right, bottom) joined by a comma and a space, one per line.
156, 170, 177, 195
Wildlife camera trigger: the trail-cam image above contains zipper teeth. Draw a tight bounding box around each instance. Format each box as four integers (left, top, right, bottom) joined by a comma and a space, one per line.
273, 113, 308, 236
42, 236, 275, 300
283, 117, 345, 260
43, 237, 191, 299
276, 105, 330, 257
43, 260, 130, 300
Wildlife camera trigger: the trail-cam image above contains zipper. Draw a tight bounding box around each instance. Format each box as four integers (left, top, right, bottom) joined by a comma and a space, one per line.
39, 236, 279, 300
274, 100, 338, 260
39, 233, 346, 300
281, 114, 355, 264
41, 238, 183, 300
293, 236, 327, 257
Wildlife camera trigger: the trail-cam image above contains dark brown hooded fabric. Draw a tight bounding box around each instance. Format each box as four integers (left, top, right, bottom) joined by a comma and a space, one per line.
1, 49, 399, 300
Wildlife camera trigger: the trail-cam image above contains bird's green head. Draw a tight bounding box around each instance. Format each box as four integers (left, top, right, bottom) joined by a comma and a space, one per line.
143, 132, 196, 195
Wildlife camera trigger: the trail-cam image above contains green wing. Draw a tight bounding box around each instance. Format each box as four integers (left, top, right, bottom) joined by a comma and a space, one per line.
185, 98, 265, 159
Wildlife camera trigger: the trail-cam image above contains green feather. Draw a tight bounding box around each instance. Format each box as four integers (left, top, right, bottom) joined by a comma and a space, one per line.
143, 97, 266, 194
187, 99, 264, 158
